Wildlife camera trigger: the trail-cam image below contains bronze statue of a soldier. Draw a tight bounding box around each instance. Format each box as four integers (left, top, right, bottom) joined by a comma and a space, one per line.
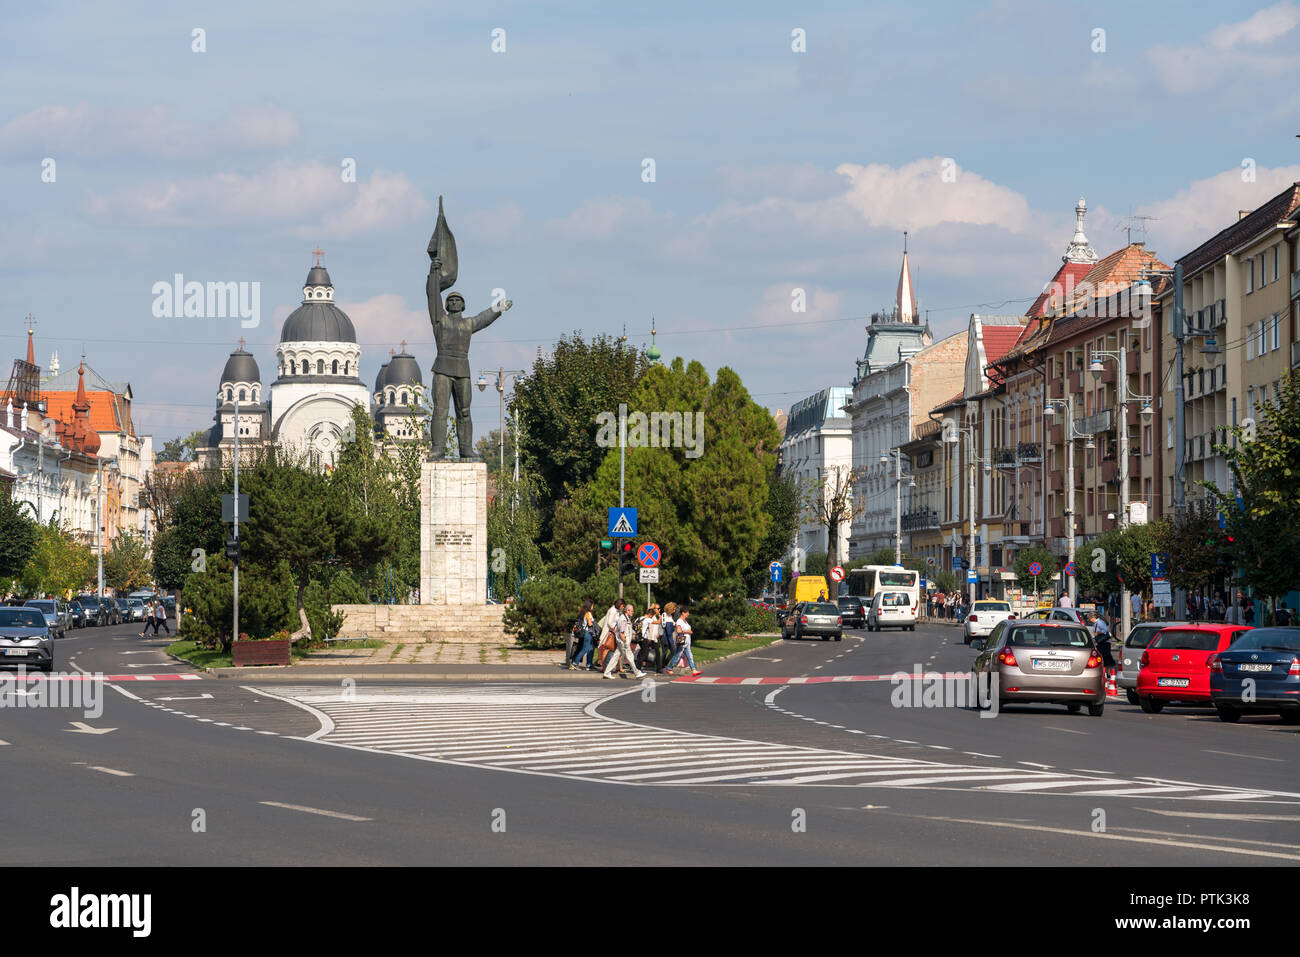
425, 196, 512, 459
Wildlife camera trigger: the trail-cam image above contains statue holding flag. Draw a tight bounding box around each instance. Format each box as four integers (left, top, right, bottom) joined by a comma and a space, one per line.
425, 195, 513, 459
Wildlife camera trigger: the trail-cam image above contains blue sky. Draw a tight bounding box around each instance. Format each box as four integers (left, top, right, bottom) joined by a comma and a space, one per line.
2, 0, 1299, 442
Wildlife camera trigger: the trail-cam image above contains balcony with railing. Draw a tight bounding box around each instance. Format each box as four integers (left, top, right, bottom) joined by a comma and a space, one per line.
1016, 441, 1041, 461
901, 507, 940, 531
993, 448, 1015, 466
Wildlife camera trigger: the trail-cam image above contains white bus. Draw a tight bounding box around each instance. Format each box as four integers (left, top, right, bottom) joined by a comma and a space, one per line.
844, 565, 922, 606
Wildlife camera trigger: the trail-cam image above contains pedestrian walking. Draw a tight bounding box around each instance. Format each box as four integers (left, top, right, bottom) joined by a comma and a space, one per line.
636, 604, 662, 673
1087, 611, 1116, 670
658, 602, 678, 674
935, 592, 946, 621
138, 599, 155, 637
1243, 597, 1255, 625
1130, 591, 1142, 623
596, 598, 624, 670
603, 602, 646, 679
667, 607, 700, 676
569, 599, 597, 670
154, 598, 170, 636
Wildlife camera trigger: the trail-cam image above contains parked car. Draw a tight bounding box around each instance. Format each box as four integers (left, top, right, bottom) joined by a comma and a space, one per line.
67, 600, 87, 629
1118, 620, 1191, 705
1136, 623, 1251, 713
74, 595, 110, 627
0, 606, 54, 673
23, 599, 67, 639
970, 619, 1107, 716
1208, 626, 1300, 723
867, 591, 917, 632
963, 600, 1014, 644
126, 598, 148, 622
783, 602, 842, 641
836, 596, 866, 629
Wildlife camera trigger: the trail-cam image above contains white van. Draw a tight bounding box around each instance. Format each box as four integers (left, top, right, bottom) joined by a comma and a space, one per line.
867, 590, 918, 632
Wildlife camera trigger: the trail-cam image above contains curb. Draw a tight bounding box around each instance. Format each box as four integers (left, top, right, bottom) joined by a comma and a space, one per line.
207, 669, 677, 683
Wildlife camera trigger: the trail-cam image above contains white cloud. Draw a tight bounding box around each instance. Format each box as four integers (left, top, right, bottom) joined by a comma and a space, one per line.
86, 160, 427, 237
1138, 163, 1300, 257
339, 292, 428, 351
835, 158, 1035, 233
0, 103, 299, 158
1147, 2, 1300, 94
550, 196, 672, 241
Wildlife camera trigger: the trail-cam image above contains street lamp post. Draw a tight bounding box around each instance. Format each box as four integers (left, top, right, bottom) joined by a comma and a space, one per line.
1044, 399, 1091, 604
476, 368, 525, 474
1089, 342, 1155, 640
945, 427, 990, 605
880, 448, 917, 567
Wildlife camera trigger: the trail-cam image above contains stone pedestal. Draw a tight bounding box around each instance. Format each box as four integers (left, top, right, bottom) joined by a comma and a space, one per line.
420, 460, 487, 606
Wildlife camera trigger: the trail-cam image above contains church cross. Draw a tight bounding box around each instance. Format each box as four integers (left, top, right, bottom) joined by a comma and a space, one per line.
312, 246, 324, 266
237, 337, 246, 350
25, 314, 36, 333
400, 339, 407, 353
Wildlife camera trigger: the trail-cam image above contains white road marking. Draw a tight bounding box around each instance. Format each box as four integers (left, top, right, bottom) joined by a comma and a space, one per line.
66, 722, 115, 735
260, 801, 371, 822
256, 684, 1300, 803
81, 765, 134, 777
1204, 749, 1285, 763
157, 694, 214, 702
1044, 726, 1088, 735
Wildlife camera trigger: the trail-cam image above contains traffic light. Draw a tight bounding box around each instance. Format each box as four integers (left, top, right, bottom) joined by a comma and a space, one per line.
225, 535, 241, 562
618, 540, 637, 577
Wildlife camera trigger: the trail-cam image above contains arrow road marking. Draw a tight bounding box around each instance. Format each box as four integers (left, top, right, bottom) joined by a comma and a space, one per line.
66, 722, 116, 734
156, 693, 213, 702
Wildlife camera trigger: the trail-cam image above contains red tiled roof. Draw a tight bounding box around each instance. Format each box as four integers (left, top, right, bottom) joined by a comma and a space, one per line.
980, 326, 1025, 366
43, 391, 124, 434
1026, 260, 1094, 318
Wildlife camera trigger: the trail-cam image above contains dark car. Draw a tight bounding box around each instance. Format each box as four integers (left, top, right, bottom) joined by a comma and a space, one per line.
67, 600, 87, 629
1209, 627, 1300, 723
0, 606, 54, 673
836, 596, 866, 629
783, 602, 843, 642
74, 595, 108, 626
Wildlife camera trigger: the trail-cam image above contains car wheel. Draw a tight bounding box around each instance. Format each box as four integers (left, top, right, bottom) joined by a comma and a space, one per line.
1087, 702, 1104, 717
1278, 711, 1300, 725
1139, 694, 1164, 714
908, 625, 915, 632
1125, 690, 1140, 706
40, 657, 53, 674
834, 634, 842, 641
1215, 705, 1242, 723
821, 634, 830, 641
1066, 703, 1081, 713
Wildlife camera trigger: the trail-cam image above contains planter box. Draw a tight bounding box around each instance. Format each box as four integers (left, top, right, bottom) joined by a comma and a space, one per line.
232, 639, 290, 667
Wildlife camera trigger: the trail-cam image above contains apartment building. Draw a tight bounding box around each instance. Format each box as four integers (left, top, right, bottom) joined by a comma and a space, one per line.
778, 387, 853, 566
1157, 184, 1300, 513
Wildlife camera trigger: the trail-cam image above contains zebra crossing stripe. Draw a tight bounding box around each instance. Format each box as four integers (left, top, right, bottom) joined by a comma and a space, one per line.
256, 684, 1300, 804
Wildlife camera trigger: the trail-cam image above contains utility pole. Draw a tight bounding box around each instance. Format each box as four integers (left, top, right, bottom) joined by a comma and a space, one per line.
232, 395, 240, 643
967, 431, 976, 606
619, 401, 626, 601
1117, 339, 1131, 641
1065, 401, 1077, 604
1172, 262, 1187, 618
894, 451, 902, 566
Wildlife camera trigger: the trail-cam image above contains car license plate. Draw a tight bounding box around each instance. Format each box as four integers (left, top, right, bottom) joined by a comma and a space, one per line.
3, 649, 28, 656
1238, 664, 1272, 672
1158, 678, 1190, 687
1032, 659, 1070, 671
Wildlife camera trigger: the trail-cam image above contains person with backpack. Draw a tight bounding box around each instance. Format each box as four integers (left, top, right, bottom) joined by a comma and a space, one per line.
666, 607, 700, 676
596, 598, 624, 670
569, 599, 597, 671
602, 601, 645, 680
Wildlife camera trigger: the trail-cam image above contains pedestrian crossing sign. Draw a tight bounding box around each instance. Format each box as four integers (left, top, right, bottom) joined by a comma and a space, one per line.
608, 507, 637, 537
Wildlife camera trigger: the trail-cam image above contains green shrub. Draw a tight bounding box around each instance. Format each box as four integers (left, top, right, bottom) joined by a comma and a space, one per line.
503, 574, 586, 649
729, 606, 777, 635
690, 586, 747, 643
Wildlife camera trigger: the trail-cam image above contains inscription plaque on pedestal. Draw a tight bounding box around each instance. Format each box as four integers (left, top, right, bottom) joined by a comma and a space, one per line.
420, 461, 488, 605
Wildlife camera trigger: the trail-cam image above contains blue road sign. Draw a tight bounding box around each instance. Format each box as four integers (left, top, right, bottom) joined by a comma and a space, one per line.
1028, 561, 1043, 577
638, 542, 660, 567
1150, 552, 1170, 579
608, 507, 637, 537
1065, 561, 1075, 577
770, 561, 783, 583
920, 578, 927, 590
966, 570, 978, 583
951, 556, 965, 570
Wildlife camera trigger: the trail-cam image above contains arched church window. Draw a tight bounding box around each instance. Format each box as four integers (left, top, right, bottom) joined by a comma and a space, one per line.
252, 389, 258, 402
317, 359, 324, 375
344, 361, 349, 375
239, 389, 246, 402
226, 388, 232, 402
301, 360, 308, 375
401, 392, 408, 406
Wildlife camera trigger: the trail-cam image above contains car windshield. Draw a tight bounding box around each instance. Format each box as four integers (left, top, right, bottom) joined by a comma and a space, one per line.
837, 598, 860, 609
1006, 625, 1090, 648
0, 609, 45, 628
1151, 629, 1222, 651
807, 603, 840, 615
1225, 628, 1300, 652
1124, 622, 1187, 648
973, 602, 1008, 612
26, 601, 56, 612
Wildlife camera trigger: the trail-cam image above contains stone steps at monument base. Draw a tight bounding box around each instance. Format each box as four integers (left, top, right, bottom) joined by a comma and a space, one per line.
332, 604, 513, 643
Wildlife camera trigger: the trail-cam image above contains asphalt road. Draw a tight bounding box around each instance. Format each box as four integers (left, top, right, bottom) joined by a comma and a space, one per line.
2, 619, 1297, 866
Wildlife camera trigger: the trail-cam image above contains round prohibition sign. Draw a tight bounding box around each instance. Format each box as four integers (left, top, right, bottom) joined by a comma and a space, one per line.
1028, 561, 1043, 577
638, 542, 660, 567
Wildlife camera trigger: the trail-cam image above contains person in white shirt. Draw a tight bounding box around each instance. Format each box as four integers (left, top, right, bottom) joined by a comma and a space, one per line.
596, 598, 624, 670
1130, 591, 1142, 622
1058, 592, 1073, 609
667, 607, 701, 676
603, 602, 646, 679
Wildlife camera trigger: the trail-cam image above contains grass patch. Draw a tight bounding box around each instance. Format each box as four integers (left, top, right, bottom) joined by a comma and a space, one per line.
688, 632, 781, 667
166, 639, 314, 669
317, 638, 384, 650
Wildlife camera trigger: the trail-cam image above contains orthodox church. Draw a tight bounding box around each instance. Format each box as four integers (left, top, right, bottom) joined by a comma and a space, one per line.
198, 252, 427, 469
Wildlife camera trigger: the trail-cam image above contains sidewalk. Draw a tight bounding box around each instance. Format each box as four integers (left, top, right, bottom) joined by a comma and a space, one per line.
300, 642, 560, 667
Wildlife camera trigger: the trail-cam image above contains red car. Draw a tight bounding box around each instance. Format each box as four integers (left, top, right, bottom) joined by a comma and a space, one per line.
1136, 623, 1252, 713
